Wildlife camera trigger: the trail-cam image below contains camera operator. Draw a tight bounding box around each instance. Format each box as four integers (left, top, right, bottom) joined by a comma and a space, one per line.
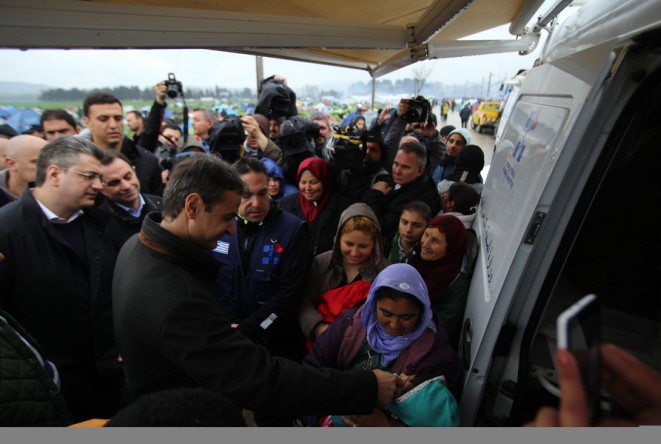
332, 129, 390, 204
240, 114, 284, 166
381, 97, 443, 180
277, 116, 319, 186
137, 81, 173, 154
255, 75, 298, 143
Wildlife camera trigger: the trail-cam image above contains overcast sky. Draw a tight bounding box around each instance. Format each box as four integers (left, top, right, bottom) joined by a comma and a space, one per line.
0, 2, 576, 93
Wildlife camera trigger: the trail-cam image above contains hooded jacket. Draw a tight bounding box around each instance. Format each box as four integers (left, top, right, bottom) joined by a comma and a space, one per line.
261, 157, 298, 203
299, 203, 389, 340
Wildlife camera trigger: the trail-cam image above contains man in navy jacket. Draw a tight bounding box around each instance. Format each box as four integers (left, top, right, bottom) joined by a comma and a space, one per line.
213, 156, 311, 362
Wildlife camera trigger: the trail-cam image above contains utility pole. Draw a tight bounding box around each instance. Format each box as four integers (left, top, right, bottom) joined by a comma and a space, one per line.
486, 71, 493, 99
481, 77, 484, 98
255, 56, 264, 98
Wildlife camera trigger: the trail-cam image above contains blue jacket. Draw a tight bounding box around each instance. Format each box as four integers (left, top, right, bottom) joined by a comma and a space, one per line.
213, 205, 312, 360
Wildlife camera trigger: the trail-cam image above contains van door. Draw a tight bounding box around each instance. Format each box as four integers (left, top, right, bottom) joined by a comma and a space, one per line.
459, 38, 661, 425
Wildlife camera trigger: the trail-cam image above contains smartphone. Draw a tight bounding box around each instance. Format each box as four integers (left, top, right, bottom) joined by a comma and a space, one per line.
556, 294, 601, 423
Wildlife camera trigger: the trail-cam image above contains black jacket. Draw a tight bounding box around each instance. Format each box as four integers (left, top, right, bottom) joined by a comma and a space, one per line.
0, 308, 73, 426
98, 193, 163, 250
121, 136, 164, 196
0, 189, 124, 421
112, 213, 377, 422
137, 100, 167, 153
361, 174, 440, 244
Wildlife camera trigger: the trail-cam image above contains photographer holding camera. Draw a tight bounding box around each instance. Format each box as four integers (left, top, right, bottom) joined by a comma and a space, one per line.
138, 76, 183, 154
382, 97, 444, 180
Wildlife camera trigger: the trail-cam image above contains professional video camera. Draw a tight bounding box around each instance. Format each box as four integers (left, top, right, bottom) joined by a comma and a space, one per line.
165, 73, 184, 99
402, 95, 432, 124
208, 116, 245, 163
255, 76, 297, 119
330, 124, 364, 170
278, 116, 319, 157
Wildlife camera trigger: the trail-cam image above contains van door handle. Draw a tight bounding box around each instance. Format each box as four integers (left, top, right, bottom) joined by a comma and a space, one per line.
461, 318, 472, 371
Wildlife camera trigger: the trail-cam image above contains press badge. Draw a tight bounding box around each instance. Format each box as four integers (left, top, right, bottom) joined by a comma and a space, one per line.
260, 313, 278, 330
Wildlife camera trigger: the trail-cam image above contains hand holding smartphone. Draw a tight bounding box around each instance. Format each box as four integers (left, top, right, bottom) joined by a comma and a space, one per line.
556, 294, 601, 424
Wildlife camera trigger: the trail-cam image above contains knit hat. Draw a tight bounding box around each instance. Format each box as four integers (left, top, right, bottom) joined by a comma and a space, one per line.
447, 128, 472, 145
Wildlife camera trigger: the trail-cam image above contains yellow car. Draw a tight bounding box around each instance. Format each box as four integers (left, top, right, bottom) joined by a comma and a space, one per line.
471, 101, 501, 134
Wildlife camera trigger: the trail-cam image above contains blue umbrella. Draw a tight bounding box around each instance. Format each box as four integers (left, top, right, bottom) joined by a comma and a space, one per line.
6, 108, 42, 134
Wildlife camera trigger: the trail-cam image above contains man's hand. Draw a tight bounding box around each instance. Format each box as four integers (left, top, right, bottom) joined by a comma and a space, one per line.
240, 115, 268, 150
421, 121, 437, 138
377, 106, 393, 126
371, 180, 392, 196
526, 344, 661, 426
397, 99, 410, 117
372, 369, 398, 406
155, 81, 167, 105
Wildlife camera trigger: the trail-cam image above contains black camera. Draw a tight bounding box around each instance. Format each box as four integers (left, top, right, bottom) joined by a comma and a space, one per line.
331, 125, 364, 170
165, 73, 184, 99
402, 96, 431, 123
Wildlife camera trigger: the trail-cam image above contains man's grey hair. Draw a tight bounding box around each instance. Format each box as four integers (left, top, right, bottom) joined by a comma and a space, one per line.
398, 137, 427, 168
35, 136, 105, 186
194, 108, 218, 124
310, 112, 331, 128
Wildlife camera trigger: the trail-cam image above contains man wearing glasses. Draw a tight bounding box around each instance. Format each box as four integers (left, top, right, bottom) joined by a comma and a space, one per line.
0, 136, 124, 423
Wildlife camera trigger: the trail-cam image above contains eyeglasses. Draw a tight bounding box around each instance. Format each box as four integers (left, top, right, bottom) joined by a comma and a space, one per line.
62, 168, 103, 183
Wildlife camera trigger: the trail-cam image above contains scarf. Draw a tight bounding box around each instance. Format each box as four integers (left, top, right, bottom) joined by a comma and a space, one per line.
412, 215, 467, 304
360, 263, 436, 368
297, 157, 332, 224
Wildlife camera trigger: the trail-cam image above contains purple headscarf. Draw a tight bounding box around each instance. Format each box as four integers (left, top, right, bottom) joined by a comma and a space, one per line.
360, 263, 436, 368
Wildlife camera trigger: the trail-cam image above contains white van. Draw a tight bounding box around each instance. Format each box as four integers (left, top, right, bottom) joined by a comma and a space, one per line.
458, 0, 661, 425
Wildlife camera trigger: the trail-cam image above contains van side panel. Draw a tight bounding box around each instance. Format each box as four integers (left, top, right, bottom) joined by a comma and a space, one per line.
459, 62, 597, 425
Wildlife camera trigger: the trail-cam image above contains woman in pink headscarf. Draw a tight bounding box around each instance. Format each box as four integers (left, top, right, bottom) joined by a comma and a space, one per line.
282, 157, 351, 256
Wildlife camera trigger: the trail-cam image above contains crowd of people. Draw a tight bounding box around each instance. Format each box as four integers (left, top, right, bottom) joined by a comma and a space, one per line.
1, 74, 659, 428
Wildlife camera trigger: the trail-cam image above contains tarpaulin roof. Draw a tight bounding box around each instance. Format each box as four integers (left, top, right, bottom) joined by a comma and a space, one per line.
0, 0, 546, 77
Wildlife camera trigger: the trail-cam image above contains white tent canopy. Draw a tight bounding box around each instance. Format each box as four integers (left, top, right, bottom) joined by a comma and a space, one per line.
0, 0, 553, 78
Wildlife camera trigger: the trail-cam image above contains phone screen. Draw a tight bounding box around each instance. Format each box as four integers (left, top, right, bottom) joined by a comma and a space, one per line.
557, 294, 601, 423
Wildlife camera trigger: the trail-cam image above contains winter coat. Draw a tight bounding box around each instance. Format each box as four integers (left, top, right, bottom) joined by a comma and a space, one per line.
112, 213, 379, 422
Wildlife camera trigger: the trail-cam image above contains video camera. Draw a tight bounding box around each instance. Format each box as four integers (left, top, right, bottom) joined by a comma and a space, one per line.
402, 96, 432, 124
330, 124, 364, 170
165, 73, 184, 99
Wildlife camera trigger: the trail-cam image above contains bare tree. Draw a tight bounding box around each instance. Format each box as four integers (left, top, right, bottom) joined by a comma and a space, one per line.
411, 62, 434, 96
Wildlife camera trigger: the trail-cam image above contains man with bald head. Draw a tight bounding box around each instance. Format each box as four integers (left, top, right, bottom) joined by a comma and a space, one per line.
0, 135, 47, 208
0, 138, 8, 170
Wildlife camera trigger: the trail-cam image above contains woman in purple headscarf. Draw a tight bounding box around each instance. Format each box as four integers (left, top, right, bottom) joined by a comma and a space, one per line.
303, 263, 458, 427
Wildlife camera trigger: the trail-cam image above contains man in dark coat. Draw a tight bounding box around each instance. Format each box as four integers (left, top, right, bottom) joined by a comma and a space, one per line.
361, 137, 440, 244
112, 154, 397, 426
98, 150, 163, 250
82, 91, 164, 196
0, 136, 124, 422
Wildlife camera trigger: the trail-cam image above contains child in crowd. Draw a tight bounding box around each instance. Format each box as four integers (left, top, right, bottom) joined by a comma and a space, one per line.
386, 201, 432, 264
